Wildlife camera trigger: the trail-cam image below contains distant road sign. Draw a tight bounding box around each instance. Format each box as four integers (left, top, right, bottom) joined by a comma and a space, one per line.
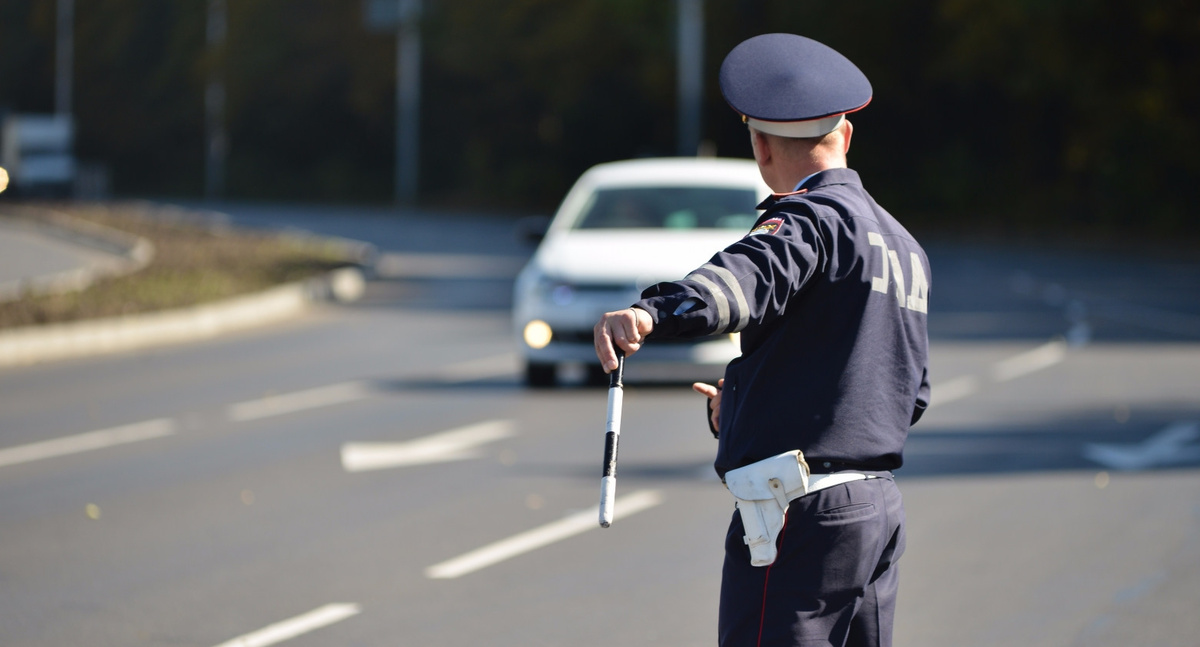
364, 0, 419, 31
1, 114, 76, 195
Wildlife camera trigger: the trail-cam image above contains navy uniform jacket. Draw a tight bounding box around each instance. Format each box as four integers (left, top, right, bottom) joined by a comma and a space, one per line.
634, 168, 930, 478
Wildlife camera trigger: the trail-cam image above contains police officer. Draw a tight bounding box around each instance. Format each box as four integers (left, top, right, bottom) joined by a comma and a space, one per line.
594, 33, 930, 647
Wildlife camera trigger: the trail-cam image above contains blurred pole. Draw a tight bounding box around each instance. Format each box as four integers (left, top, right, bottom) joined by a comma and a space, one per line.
55, 0, 74, 117
395, 0, 422, 205
205, 0, 228, 201
676, 0, 703, 157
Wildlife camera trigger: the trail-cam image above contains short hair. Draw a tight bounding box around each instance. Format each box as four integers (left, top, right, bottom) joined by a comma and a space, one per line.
755, 126, 837, 151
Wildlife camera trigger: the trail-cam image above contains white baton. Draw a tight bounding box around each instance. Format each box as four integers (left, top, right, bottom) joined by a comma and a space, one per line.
598, 349, 625, 528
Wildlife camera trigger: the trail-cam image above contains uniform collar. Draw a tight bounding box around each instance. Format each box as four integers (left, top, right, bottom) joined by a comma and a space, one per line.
793, 172, 820, 192
756, 168, 862, 210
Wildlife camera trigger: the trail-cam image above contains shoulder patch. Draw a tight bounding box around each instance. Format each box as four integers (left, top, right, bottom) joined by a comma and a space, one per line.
748, 217, 784, 237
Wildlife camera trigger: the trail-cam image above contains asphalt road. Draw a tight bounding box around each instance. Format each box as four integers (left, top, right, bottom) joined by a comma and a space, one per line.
0, 219, 127, 301
1, 203, 1198, 647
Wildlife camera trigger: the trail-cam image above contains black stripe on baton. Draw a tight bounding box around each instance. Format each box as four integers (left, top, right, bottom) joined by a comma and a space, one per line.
601, 430, 620, 477
602, 352, 624, 478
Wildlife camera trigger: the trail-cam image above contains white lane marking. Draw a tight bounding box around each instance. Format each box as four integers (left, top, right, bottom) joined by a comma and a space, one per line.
1084, 421, 1200, 471
211, 603, 361, 647
929, 375, 980, 409
0, 418, 178, 469
228, 381, 374, 422
374, 252, 526, 279
928, 339, 1074, 411
434, 353, 519, 382
225, 354, 516, 424
341, 419, 516, 472
990, 339, 1068, 383
425, 489, 664, 579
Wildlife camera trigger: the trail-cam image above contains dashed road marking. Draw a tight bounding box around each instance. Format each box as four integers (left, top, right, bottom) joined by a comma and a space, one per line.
211, 603, 361, 647
226, 354, 517, 424
0, 418, 177, 469
991, 339, 1068, 382
929, 375, 980, 408
425, 489, 664, 579
434, 353, 518, 382
0, 355, 520, 470
228, 381, 374, 422
374, 252, 526, 279
925, 272, 1091, 410
930, 338, 1072, 411
341, 419, 516, 472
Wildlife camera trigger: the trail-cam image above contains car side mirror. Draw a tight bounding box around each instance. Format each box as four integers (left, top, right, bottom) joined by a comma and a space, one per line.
516, 215, 552, 246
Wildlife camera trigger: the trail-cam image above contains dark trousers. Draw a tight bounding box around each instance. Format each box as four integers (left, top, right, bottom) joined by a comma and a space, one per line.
718, 477, 905, 647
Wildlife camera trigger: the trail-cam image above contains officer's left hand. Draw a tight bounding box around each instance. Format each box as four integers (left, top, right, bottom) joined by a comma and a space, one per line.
692, 379, 723, 434
594, 307, 654, 372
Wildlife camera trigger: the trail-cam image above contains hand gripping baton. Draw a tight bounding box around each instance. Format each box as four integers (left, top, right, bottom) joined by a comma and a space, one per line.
598, 349, 624, 528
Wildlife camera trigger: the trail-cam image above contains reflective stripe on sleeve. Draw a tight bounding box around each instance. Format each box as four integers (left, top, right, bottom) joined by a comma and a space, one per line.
701, 263, 750, 333
684, 271, 730, 333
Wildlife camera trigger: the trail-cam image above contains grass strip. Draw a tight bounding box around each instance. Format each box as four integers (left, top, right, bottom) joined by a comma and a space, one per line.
0, 203, 357, 329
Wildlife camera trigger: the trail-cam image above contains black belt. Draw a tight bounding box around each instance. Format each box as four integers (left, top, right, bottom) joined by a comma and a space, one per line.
807, 458, 891, 475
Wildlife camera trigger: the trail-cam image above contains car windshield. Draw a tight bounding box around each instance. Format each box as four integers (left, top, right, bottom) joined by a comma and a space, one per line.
573, 186, 758, 230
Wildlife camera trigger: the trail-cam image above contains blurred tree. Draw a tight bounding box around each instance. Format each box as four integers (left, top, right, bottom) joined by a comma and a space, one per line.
1, 0, 1196, 239
422, 0, 674, 206
0, 0, 207, 195
223, 0, 392, 201
700, 0, 1200, 238
922, 0, 1200, 235
0, 0, 57, 115
75, 0, 207, 196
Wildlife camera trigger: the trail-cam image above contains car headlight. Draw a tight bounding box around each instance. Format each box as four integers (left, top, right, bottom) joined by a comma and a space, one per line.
523, 320, 554, 349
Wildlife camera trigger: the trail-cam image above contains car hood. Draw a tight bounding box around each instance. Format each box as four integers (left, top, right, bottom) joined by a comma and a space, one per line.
534, 230, 744, 286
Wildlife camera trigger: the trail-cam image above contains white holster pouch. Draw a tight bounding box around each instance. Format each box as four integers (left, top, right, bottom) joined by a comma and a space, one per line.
724, 450, 873, 567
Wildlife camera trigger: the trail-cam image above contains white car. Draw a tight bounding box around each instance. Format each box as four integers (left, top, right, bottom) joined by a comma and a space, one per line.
513, 157, 771, 387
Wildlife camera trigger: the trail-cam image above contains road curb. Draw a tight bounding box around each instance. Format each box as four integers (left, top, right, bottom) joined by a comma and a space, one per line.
0, 266, 365, 369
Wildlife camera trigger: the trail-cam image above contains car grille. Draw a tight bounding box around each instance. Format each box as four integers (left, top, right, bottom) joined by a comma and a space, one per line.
572, 283, 634, 293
